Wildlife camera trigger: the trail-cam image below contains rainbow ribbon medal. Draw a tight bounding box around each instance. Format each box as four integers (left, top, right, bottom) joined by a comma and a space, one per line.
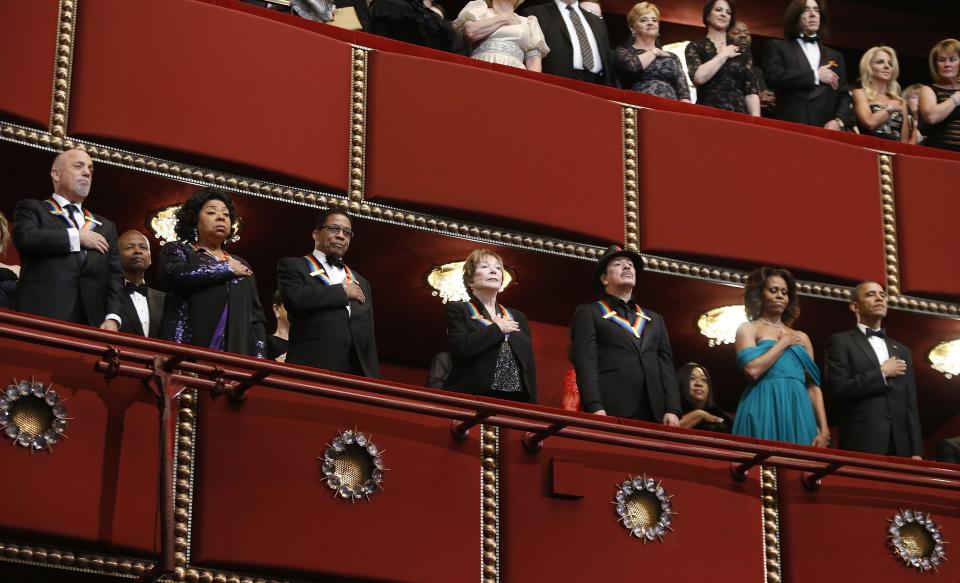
596, 300, 650, 339
466, 302, 512, 326
304, 255, 353, 285
44, 198, 101, 230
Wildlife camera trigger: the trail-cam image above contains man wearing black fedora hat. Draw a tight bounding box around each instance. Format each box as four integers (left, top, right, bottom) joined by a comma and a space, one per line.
570, 245, 681, 424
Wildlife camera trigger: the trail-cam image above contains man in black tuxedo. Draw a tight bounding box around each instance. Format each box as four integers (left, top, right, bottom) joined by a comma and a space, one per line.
824, 281, 923, 459
117, 230, 164, 337
12, 149, 122, 330
571, 245, 680, 424
762, 0, 852, 130
277, 209, 378, 377
524, 0, 613, 85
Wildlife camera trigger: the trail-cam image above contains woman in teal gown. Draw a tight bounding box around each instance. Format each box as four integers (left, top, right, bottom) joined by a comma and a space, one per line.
731, 267, 830, 447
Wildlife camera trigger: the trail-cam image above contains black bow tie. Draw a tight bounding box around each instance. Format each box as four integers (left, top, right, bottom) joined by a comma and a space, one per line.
125, 282, 148, 296
326, 256, 344, 269
865, 328, 886, 339
799, 35, 819, 44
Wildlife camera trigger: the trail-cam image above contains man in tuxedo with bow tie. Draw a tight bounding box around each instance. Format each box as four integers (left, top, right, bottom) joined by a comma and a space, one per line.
117, 230, 164, 337
762, 0, 852, 130
277, 208, 378, 377
524, 0, 613, 85
570, 245, 680, 424
824, 281, 923, 458
12, 148, 123, 330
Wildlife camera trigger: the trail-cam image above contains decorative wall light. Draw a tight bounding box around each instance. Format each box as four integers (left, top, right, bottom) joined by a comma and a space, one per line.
426, 261, 514, 304
697, 305, 747, 347
0, 379, 68, 451
928, 339, 960, 379
888, 509, 946, 571
147, 205, 242, 246
613, 475, 674, 542
319, 429, 385, 502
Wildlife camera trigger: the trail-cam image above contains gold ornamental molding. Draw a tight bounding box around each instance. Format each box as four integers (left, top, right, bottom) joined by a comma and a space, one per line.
877, 153, 902, 296
0, 540, 154, 578
760, 466, 782, 583
172, 390, 198, 576
49, 0, 77, 140
348, 46, 369, 202
622, 106, 640, 253
480, 425, 499, 583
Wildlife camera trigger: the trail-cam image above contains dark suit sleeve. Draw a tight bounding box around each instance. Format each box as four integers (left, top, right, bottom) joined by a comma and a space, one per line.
936, 439, 960, 464
515, 311, 537, 402
902, 349, 923, 457
157, 241, 235, 293
824, 333, 887, 402
363, 277, 379, 378
571, 304, 602, 413
762, 41, 816, 90
446, 302, 505, 360
277, 257, 349, 316
248, 275, 268, 359
831, 51, 854, 127
103, 220, 124, 320
654, 313, 681, 416
11, 199, 71, 256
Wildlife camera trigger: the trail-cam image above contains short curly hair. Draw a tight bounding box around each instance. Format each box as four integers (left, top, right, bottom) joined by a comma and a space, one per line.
462, 249, 504, 292
174, 187, 238, 242
743, 266, 800, 325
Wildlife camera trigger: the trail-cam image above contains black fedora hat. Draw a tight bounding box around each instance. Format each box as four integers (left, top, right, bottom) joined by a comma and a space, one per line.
593, 245, 644, 292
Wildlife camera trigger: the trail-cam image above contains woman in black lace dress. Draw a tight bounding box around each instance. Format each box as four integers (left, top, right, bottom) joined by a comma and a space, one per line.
852, 46, 917, 143
614, 2, 690, 102
684, 0, 759, 115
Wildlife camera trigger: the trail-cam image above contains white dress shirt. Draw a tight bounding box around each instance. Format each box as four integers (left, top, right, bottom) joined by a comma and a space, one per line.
857, 323, 890, 381
796, 38, 821, 85
126, 280, 150, 336
52, 193, 83, 252
554, 0, 602, 74
313, 249, 351, 316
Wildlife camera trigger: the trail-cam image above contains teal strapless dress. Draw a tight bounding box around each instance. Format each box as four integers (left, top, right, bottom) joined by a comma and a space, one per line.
731, 339, 820, 445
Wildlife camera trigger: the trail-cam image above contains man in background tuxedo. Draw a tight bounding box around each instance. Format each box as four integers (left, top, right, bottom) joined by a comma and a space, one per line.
277, 209, 378, 377
729, 20, 776, 117
824, 281, 923, 458
524, 0, 613, 85
762, 0, 853, 130
117, 230, 164, 337
12, 149, 122, 330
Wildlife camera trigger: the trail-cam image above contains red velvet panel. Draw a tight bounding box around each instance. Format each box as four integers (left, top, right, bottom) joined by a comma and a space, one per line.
0, 0, 58, 128
893, 155, 960, 300
778, 469, 960, 581
0, 336, 160, 555
636, 107, 887, 283
499, 429, 764, 582
191, 389, 479, 581
365, 51, 625, 242
67, 0, 351, 189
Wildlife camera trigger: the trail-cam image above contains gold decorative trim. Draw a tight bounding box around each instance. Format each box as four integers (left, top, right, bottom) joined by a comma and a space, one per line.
760, 466, 781, 583
348, 47, 369, 202
480, 425, 499, 583
622, 106, 639, 252
50, 0, 77, 142
1, 120, 958, 317
878, 154, 902, 296
172, 389, 198, 576
0, 540, 154, 579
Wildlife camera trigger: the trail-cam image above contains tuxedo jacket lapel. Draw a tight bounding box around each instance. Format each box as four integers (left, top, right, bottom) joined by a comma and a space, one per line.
546, 2, 573, 49
791, 41, 813, 75
147, 288, 164, 337
849, 327, 881, 368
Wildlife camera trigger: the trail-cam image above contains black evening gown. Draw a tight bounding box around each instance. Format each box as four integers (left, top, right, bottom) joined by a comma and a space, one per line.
614, 46, 691, 101
685, 38, 758, 113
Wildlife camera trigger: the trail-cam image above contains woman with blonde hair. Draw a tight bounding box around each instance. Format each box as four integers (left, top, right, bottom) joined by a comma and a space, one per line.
614, 2, 691, 101
919, 38, 960, 151
852, 46, 917, 143
453, 0, 549, 71
0, 211, 20, 309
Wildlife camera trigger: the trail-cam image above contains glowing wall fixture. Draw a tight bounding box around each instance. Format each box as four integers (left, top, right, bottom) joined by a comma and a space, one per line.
928, 339, 960, 379
426, 261, 514, 304
697, 305, 747, 347
147, 204, 242, 246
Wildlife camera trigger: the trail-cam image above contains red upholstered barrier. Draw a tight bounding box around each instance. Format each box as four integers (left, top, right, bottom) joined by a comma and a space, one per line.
635, 107, 888, 284
0, 0, 59, 129
365, 50, 625, 242
894, 155, 960, 300
68, 0, 351, 189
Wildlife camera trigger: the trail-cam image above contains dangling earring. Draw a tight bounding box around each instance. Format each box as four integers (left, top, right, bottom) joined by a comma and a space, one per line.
191, 227, 198, 243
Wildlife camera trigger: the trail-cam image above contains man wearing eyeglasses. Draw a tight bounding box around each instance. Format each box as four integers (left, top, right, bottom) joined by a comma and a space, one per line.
277, 208, 378, 377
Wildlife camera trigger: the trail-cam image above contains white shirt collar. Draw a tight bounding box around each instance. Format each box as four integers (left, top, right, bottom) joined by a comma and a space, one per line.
312, 249, 344, 270
555, 0, 579, 12
52, 193, 81, 211
856, 323, 881, 335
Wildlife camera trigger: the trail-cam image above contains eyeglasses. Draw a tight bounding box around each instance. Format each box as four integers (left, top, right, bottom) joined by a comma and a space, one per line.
321, 224, 355, 238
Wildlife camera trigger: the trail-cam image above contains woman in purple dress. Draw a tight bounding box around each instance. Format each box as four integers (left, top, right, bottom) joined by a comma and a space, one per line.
158, 187, 265, 358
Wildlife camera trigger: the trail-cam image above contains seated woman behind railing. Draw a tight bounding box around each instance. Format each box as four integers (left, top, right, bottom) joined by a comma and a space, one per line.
677, 362, 732, 432
0, 211, 19, 309
852, 46, 918, 143
614, 2, 691, 102
454, 0, 549, 71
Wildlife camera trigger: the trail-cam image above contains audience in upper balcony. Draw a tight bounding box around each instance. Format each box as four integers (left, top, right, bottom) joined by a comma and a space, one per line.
454, 0, 549, 71
369, 0, 465, 54
0, 211, 19, 310
727, 20, 776, 116
158, 188, 266, 357
763, 0, 852, 131
117, 230, 165, 338
732, 267, 830, 448
524, 0, 613, 85
267, 289, 290, 362
444, 249, 537, 403
277, 208, 379, 377
852, 46, 918, 144
677, 362, 732, 432
901, 84, 926, 144
824, 281, 923, 459
684, 0, 760, 116
614, 2, 691, 102
919, 38, 960, 152
571, 245, 680, 425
